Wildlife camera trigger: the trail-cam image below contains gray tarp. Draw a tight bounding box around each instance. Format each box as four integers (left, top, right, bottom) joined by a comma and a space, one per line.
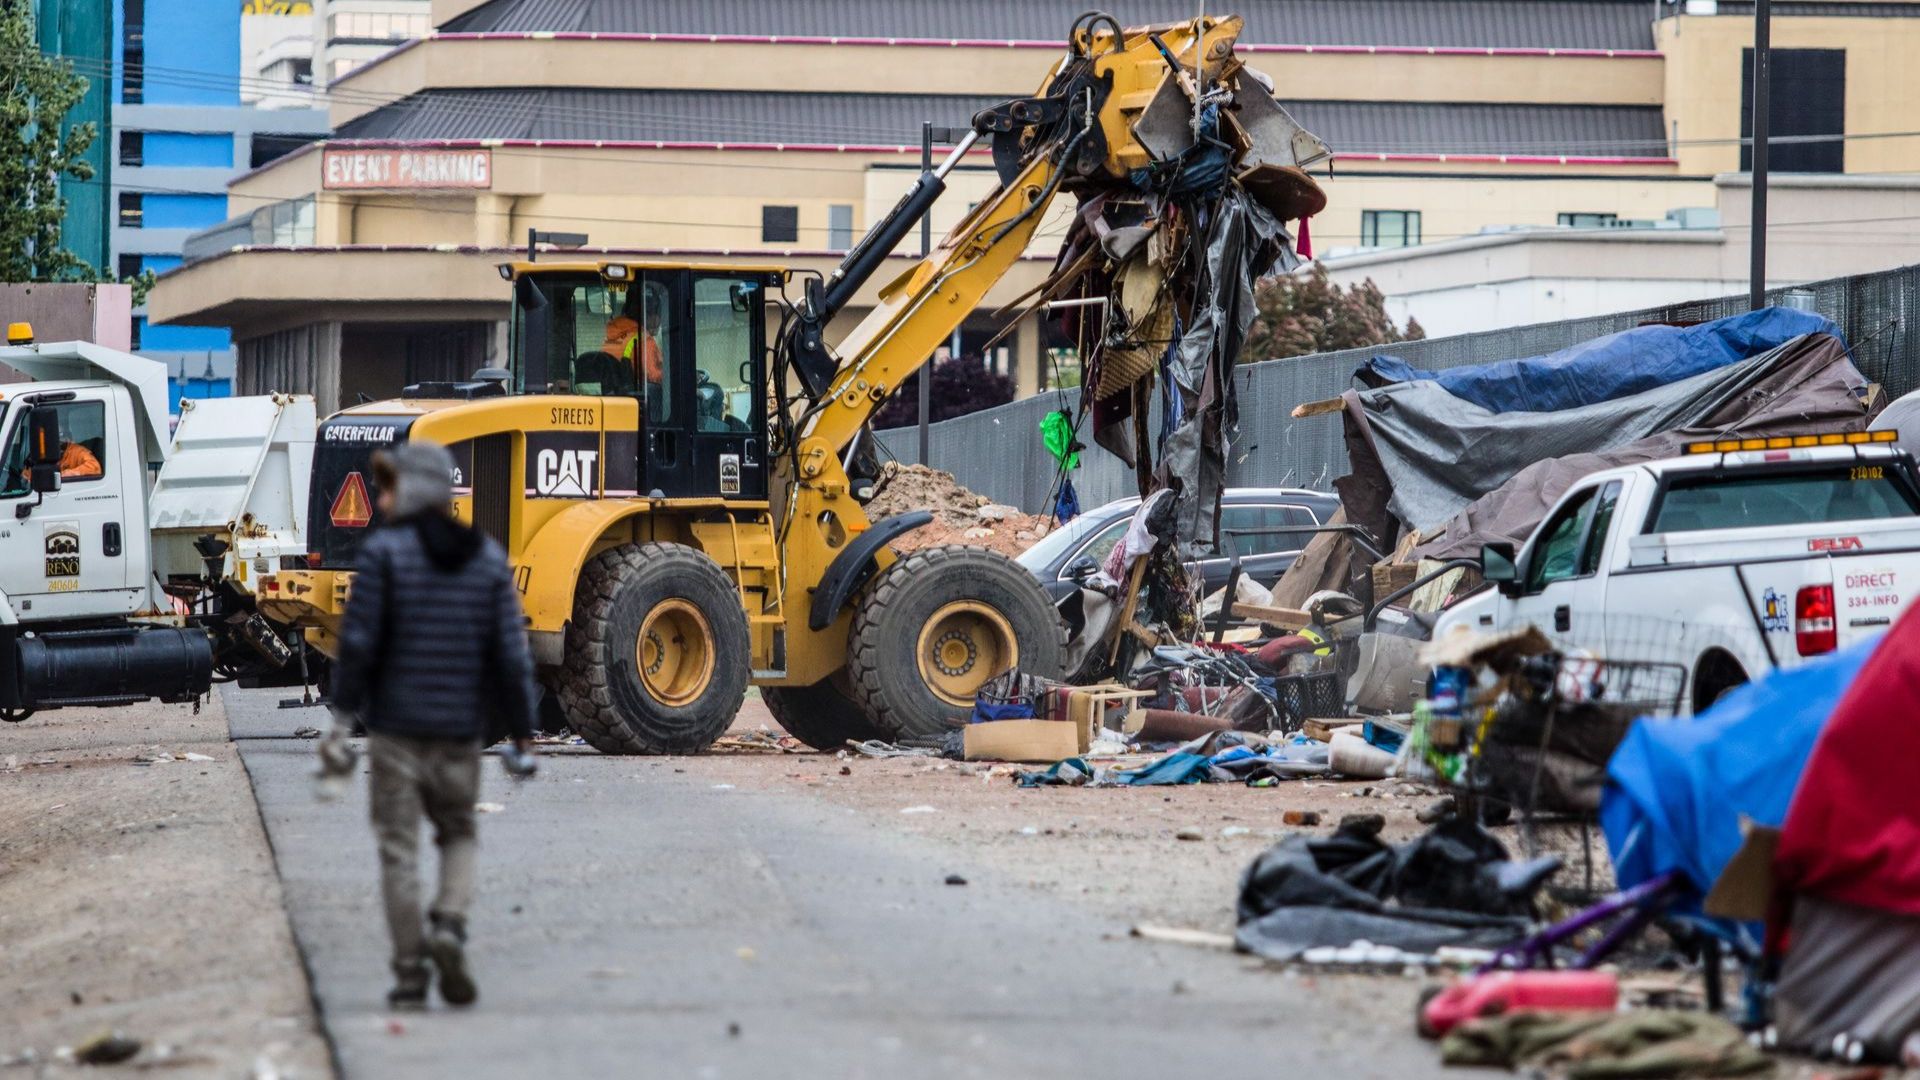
1358, 333, 1865, 535
1409, 333, 1870, 561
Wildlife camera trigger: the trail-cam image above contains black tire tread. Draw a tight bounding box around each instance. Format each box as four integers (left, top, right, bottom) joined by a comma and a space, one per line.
557, 542, 749, 755
846, 545, 1066, 742
762, 678, 882, 751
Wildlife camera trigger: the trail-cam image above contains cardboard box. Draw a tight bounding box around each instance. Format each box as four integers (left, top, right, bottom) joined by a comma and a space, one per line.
963, 719, 1086, 763
1064, 684, 1151, 743
1703, 819, 1781, 922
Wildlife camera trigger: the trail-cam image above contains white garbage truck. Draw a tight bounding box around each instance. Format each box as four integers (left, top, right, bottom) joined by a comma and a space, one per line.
0, 330, 314, 721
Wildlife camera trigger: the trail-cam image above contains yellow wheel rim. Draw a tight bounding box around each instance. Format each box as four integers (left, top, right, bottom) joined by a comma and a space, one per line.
915, 600, 1018, 708
636, 599, 715, 707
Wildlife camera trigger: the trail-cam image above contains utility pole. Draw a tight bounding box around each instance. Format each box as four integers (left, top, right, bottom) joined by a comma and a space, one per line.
1749, 0, 1771, 311
918, 121, 933, 465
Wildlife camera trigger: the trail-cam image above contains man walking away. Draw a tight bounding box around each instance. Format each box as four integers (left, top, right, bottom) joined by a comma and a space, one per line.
324, 440, 537, 1010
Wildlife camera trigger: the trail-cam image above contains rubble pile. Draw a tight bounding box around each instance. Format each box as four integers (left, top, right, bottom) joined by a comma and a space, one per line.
865, 462, 1054, 557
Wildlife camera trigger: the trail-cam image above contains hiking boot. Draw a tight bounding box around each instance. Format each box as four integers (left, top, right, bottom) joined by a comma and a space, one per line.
426, 914, 476, 1007
388, 962, 429, 1011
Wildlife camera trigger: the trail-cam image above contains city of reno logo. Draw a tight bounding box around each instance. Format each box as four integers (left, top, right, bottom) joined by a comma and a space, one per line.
330, 472, 373, 528
533, 447, 598, 499
44, 525, 80, 578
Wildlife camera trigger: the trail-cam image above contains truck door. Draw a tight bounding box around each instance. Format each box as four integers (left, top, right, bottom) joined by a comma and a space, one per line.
686, 273, 768, 501
1503, 480, 1620, 648
0, 390, 142, 620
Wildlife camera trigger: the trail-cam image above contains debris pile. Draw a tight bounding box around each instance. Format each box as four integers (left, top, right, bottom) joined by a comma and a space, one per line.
865, 463, 1054, 557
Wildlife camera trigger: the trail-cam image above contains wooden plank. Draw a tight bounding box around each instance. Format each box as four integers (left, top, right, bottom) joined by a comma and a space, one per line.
1229, 601, 1312, 629
1289, 396, 1346, 419
1302, 717, 1364, 742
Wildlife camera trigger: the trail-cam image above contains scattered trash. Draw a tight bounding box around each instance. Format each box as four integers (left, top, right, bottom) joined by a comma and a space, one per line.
474, 802, 506, 814
1438, 1011, 1770, 1077
292, 726, 321, 739
1280, 810, 1321, 827
1130, 924, 1235, 951
735, 947, 756, 962
944, 874, 968, 886
710, 784, 735, 791
72, 1030, 141, 1065
1221, 825, 1251, 838
1419, 970, 1619, 1039
899, 805, 938, 815
1175, 827, 1204, 841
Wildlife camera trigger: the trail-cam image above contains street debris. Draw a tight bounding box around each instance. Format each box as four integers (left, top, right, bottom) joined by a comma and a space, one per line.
292, 726, 321, 739
944, 874, 968, 886
474, 802, 505, 814
72, 1030, 142, 1065
133, 749, 217, 765
899, 805, 938, 815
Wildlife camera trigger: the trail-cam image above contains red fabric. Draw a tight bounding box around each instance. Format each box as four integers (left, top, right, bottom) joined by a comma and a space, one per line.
1256, 635, 1313, 667
1774, 602, 1920, 916
1296, 216, 1313, 260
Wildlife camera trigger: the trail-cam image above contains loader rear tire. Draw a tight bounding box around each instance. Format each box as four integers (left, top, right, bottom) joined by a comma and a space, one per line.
848, 545, 1065, 743
763, 674, 883, 752
558, 543, 749, 755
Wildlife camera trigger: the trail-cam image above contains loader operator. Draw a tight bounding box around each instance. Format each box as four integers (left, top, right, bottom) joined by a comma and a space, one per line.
600, 285, 665, 386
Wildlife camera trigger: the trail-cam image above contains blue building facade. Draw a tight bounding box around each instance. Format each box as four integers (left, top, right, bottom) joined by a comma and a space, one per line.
109, 0, 326, 402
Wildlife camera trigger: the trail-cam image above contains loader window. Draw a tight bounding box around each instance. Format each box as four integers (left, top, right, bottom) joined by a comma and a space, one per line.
692, 276, 754, 433
511, 273, 674, 422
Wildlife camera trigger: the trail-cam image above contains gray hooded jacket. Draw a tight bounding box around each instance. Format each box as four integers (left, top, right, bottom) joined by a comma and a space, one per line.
330, 441, 537, 742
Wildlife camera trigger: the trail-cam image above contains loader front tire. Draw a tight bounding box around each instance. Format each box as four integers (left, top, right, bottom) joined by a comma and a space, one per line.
763, 673, 882, 752
559, 543, 749, 755
848, 545, 1065, 743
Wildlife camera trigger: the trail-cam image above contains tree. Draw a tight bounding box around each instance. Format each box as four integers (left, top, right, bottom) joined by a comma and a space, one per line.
1240, 262, 1424, 363
0, 3, 101, 282
874, 356, 1017, 428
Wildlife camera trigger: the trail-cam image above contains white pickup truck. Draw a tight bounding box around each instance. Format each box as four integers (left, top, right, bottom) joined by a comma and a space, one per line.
1434, 431, 1920, 712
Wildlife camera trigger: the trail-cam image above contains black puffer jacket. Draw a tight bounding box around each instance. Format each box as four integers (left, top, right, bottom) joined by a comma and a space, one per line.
331, 514, 537, 742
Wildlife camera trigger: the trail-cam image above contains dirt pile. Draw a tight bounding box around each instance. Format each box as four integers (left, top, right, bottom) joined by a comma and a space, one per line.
865, 462, 1055, 558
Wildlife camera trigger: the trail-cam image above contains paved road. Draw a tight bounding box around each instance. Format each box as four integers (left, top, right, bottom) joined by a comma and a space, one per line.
227, 686, 1440, 1078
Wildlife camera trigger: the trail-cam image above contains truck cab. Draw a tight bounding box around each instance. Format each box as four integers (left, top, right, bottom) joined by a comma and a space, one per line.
1439, 432, 1920, 711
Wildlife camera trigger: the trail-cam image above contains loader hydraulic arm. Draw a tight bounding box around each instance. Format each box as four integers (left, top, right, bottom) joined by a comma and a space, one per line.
782, 14, 1245, 482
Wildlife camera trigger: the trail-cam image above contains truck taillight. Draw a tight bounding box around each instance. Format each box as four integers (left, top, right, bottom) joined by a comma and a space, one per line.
305, 552, 323, 569
1796, 584, 1837, 656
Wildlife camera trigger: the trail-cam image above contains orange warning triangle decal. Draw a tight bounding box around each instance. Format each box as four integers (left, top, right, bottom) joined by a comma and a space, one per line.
330, 471, 373, 528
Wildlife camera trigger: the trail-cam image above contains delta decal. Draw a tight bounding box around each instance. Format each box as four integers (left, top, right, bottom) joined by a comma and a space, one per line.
330, 472, 373, 528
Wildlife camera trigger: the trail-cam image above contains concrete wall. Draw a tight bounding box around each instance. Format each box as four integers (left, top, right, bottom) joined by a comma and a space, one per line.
0, 284, 135, 351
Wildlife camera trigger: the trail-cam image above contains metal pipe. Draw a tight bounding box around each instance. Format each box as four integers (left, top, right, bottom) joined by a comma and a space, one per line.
932, 130, 981, 180
919, 122, 933, 466
1750, 0, 1771, 311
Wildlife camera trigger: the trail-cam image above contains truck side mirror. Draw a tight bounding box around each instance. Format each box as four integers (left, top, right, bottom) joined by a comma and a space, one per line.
1481, 541, 1522, 596
26, 407, 59, 467
29, 463, 60, 494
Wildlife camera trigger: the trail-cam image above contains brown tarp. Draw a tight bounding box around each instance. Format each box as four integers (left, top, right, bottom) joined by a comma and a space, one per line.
1410, 333, 1871, 561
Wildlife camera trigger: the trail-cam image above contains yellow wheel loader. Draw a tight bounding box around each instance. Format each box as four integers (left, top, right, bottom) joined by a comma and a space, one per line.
258, 12, 1325, 753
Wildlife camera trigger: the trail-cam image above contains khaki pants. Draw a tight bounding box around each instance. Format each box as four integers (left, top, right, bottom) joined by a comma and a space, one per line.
368, 731, 481, 974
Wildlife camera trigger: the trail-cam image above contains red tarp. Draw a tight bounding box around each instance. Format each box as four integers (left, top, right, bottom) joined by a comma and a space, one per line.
1775, 602, 1920, 916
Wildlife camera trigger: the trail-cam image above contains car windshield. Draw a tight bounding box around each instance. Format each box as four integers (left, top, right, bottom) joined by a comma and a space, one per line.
1651, 465, 1920, 533
1016, 503, 1135, 571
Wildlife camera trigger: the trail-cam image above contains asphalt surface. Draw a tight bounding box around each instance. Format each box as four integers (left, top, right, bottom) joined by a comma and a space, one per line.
226, 685, 1442, 1079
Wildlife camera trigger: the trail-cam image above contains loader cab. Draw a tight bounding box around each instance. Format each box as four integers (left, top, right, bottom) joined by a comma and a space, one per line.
507, 262, 774, 502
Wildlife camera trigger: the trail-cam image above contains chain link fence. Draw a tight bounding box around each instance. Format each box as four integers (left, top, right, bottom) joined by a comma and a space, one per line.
875, 263, 1920, 512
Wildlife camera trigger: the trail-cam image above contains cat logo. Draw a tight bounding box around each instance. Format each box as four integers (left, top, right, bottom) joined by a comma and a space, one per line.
330, 472, 373, 528
533, 448, 598, 499
719, 454, 741, 495
44, 524, 80, 579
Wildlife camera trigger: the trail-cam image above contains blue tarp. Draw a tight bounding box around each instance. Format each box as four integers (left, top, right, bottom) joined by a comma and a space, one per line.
1600, 641, 1874, 931
1366, 307, 1841, 415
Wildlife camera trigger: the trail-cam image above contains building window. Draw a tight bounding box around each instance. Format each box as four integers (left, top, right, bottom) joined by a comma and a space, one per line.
1559, 212, 1621, 228
118, 193, 143, 228
117, 254, 142, 280
119, 131, 143, 166
1361, 210, 1420, 248
121, 0, 145, 103
329, 11, 429, 41
762, 205, 799, 244
131, 316, 143, 351
827, 204, 853, 251
1742, 48, 1845, 174
251, 133, 314, 170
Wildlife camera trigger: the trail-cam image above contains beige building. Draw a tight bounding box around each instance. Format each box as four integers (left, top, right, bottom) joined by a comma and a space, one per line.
151, 0, 1920, 413
1321, 174, 1920, 338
